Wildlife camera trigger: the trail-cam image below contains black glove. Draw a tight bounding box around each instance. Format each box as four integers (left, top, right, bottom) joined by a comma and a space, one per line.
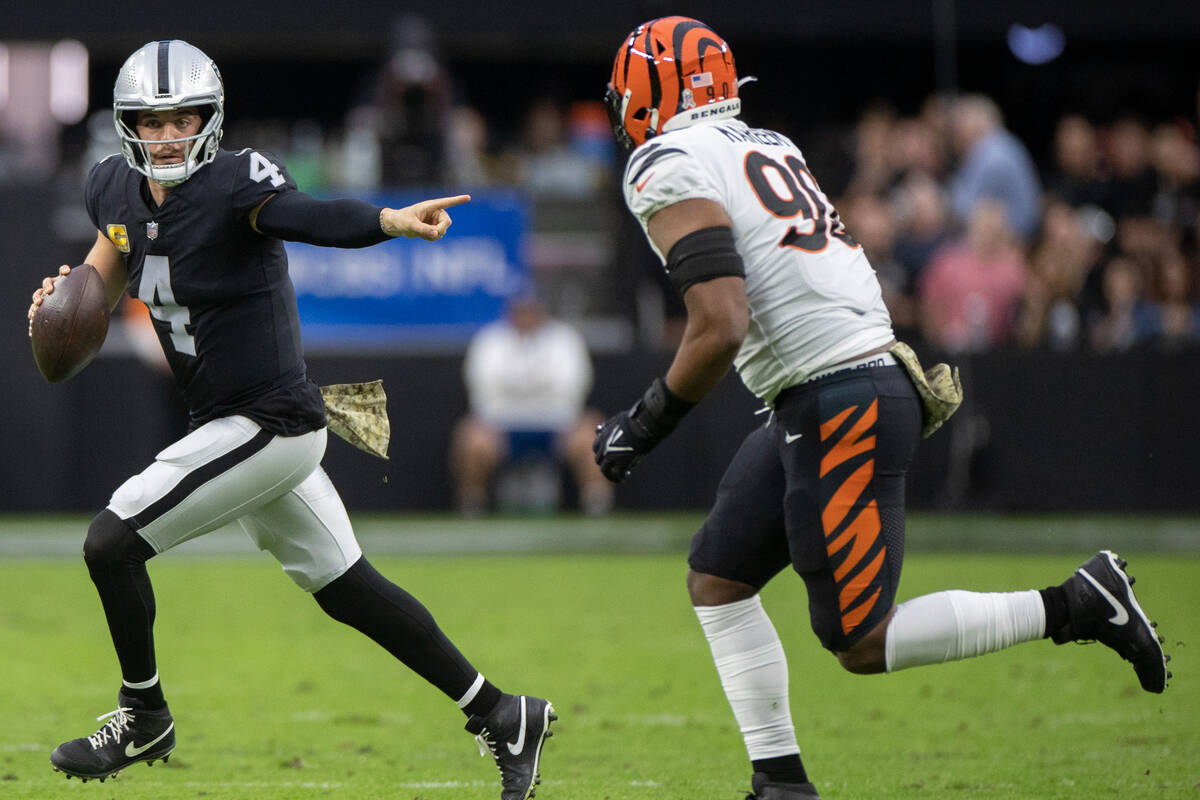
593, 377, 696, 483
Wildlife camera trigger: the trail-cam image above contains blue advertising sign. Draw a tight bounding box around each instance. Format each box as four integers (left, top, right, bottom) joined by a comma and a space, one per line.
286, 190, 528, 350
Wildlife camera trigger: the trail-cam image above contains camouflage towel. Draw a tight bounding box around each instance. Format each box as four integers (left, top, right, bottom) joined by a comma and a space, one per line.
888, 341, 963, 439
320, 380, 390, 459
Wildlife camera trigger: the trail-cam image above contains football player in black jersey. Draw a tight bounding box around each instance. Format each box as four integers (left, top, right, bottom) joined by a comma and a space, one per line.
27, 40, 553, 800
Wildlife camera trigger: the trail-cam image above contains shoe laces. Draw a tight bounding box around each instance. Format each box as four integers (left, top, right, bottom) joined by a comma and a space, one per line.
474, 726, 499, 760
87, 706, 135, 750
473, 725, 522, 787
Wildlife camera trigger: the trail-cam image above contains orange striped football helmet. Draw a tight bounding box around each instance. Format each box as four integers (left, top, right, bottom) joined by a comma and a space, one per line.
605, 16, 741, 151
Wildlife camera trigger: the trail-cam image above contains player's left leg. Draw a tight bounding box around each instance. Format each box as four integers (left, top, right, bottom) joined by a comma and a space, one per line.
792, 366, 1050, 674
807, 367, 1169, 693
240, 465, 554, 800
841, 550, 1169, 692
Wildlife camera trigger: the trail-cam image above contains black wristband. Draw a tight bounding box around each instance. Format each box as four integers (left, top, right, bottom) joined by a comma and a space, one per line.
630, 377, 696, 439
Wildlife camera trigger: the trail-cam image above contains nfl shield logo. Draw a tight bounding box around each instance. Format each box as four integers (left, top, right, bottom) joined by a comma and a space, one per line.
146, 221, 159, 240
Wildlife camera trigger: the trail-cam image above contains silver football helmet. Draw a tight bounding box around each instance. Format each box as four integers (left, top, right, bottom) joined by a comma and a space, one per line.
113, 40, 224, 186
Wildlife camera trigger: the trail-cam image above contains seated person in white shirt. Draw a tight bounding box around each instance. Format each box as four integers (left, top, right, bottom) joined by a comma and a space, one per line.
450, 290, 613, 515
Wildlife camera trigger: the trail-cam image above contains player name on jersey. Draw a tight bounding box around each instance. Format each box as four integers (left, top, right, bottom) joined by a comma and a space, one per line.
712, 124, 791, 147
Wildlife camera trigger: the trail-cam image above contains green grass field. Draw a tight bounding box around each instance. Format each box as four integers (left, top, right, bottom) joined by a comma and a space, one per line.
1, 514, 1197, 799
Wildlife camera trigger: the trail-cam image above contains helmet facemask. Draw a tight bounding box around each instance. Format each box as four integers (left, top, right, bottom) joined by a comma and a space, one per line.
115, 103, 223, 187
113, 40, 224, 186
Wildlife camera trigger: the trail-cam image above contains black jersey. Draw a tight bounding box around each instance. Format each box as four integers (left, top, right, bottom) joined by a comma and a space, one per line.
84, 148, 326, 435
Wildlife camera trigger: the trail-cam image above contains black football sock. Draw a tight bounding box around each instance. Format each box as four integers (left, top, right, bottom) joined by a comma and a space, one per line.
314, 557, 496, 707
121, 676, 166, 710
83, 510, 166, 710
753, 754, 809, 784
460, 678, 504, 720
1039, 585, 1070, 640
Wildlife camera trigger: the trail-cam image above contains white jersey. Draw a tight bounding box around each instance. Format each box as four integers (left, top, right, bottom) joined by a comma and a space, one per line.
622, 119, 894, 405
464, 318, 594, 432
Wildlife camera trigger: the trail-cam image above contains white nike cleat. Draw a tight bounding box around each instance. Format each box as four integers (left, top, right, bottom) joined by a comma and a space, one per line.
1050, 550, 1171, 693
466, 694, 556, 800
51, 692, 175, 781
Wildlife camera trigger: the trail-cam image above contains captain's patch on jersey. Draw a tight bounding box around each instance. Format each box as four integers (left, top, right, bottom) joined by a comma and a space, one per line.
106, 224, 130, 253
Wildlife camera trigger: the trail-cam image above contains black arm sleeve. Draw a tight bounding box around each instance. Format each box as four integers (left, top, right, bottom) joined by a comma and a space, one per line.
664, 225, 746, 294
253, 190, 389, 248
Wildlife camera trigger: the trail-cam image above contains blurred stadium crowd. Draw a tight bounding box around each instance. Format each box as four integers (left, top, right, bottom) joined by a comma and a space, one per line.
241, 84, 1200, 357
180, 44, 1200, 357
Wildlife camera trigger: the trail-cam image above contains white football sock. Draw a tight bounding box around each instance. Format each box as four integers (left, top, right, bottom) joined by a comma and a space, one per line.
694, 595, 799, 760
885, 589, 1046, 672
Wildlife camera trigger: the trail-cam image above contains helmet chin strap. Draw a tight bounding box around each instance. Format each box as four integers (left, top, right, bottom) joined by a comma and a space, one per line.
149, 164, 190, 187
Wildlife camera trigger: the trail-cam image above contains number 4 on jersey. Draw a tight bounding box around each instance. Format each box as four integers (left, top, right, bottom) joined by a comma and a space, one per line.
249, 151, 286, 188
139, 255, 196, 356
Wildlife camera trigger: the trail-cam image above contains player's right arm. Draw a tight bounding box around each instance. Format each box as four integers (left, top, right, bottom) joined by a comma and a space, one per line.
28, 231, 128, 327
592, 193, 749, 483
250, 189, 471, 245
647, 197, 748, 402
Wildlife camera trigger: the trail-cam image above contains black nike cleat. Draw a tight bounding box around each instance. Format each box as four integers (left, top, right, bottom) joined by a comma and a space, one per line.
50, 692, 175, 781
1050, 550, 1170, 693
747, 771, 823, 799
466, 694, 556, 800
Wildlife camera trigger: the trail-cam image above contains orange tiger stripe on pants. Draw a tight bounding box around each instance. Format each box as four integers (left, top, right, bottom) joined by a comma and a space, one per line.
820, 399, 885, 635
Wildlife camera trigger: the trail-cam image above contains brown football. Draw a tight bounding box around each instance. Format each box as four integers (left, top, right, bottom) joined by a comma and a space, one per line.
30, 263, 110, 383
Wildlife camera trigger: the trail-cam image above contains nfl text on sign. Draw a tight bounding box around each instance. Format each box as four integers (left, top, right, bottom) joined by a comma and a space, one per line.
286, 190, 528, 349
30, 263, 110, 383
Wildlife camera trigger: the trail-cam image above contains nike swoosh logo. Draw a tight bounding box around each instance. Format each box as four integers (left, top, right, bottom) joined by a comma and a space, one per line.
606, 427, 633, 452
635, 172, 654, 192
124, 722, 173, 758
506, 697, 527, 756
1078, 569, 1130, 626
785, 432, 803, 443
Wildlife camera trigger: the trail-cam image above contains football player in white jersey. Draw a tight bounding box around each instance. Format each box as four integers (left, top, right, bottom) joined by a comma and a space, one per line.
593, 17, 1169, 799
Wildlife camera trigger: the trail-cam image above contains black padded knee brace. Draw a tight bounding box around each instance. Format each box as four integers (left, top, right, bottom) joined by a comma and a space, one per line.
84, 509, 156, 572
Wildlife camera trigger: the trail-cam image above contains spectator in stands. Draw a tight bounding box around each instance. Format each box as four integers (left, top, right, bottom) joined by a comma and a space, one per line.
947, 94, 1042, 240
841, 193, 915, 337
1149, 121, 1200, 237
1105, 114, 1158, 220
1140, 246, 1200, 347
496, 98, 609, 199
450, 289, 613, 515
356, 14, 453, 186
1016, 201, 1107, 350
841, 101, 898, 199
891, 171, 952, 307
889, 114, 948, 183
1045, 114, 1111, 209
443, 106, 495, 188
1089, 254, 1148, 352
918, 198, 1029, 351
